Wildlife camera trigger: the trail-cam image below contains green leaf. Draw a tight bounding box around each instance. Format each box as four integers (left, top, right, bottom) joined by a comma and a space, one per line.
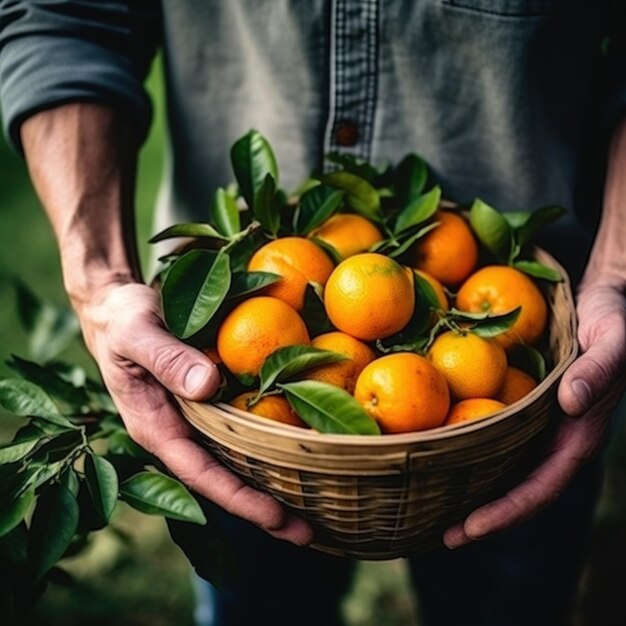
210, 188, 241, 237
253, 173, 280, 236
230, 130, 279, 209
325, 153, 379, 182
319, 172, 382, 221
469, 198, 512, 261
14, 280, 80, 363
0, 380, 74, 429
394, 186, 442, 234
393, 154, 429, 207
467, 307, 522, 338
516, 205, 566, 248
162, 249, 232, 339
301, 282, 335, 336
84, 454, 119, 523
503, 211, 531, 229
281, 381, 380, 435
107, 431, 153, 461
387, 221, 439, 259
119, 472, 207, 524
227, 271, 280, 300
7, 355, 89, 411
514, 260, 563, 282
0, 488, 35, 538
257, 345, 348, 397
29, 483, 80, 580
308, 236, 343, 264
293, 185, 344, 235
60, 467, 79, 497
148, 222, 227, 244
510, 345, 547, 382
0, 439, 40, 464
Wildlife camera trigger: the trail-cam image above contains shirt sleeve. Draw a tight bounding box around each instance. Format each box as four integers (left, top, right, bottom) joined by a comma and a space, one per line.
0, 0, 161, 153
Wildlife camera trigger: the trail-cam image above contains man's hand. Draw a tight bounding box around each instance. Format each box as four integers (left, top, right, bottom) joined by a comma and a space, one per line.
443, 278, 626, 549
19, 103, 313, 547
77, 280, 314, 545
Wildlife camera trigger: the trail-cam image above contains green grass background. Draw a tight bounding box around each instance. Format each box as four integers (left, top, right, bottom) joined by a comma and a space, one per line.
1, 60, 625, 626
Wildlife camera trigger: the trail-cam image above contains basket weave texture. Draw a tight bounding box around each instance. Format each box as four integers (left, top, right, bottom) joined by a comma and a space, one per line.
178, 248, 578, 560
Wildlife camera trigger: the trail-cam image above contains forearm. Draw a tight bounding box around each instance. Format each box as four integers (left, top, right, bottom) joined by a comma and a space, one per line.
582, 117, 626, 289
20, 102, 142, 308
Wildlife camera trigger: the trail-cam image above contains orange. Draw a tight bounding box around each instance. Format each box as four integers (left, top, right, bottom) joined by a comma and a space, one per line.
354, 353, 450, 433
248, 237, 334, 310
203, 347, 222, 364
324, 253, 415, 341
456, 265, 548, 348
446, 398, 507, 425
495, 366, 538, 405
412, 211, 478, 286
306, 331, 376, 393
230, 392, 307, 428
428, 330, 507, 399
217, 296, 310, 378
310, 213, 383, 259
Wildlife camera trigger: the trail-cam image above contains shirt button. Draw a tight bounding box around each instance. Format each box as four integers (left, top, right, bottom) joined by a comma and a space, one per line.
334, 121, 360, 147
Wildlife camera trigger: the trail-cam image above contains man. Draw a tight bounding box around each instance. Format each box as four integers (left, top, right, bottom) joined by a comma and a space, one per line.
1, 1, 624, 624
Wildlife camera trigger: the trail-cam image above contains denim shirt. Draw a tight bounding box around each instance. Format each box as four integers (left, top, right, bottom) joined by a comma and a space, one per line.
1, 1, 625, 280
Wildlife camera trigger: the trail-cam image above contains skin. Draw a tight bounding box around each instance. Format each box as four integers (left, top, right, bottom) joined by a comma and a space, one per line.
20, 103, 625, 552
20, 103, 313, 547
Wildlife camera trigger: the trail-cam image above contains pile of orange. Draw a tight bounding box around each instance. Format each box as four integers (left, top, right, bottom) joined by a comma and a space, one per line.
204, 205, 545, 434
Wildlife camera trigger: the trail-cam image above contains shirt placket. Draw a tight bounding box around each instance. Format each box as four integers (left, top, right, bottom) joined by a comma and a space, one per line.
324, 0, 380, 164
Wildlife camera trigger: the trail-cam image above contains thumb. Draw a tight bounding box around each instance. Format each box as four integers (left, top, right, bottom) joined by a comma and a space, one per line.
122, 324, 221, 400
558, 330, 624, 417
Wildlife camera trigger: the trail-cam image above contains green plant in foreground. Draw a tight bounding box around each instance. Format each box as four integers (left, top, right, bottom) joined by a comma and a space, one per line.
0, 283, 207, 619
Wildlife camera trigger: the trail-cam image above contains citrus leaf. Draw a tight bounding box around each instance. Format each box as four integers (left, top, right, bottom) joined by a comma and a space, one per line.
281, 381, 380, 435
0, 488, 35, 538
293, 185, 344, 235
516, 205, 567, 248
84, 454, 119, 523
162, 249, 232, 339
60, 467, 79, 497
107, 431, 153, 461
29, 483, 79, 580
514, 260, 563, 282
301, 282, 335, 336
0, 439, 40, 464
0, 380, 74, 429
325, 152, 380, 182
393, 154, 429, 207
253, 173, 280, 236
319, 172, 382, 221
509, 345, 547, 381
394, 186, 441, 234
503, 211, 531, 229
230, 130, 279, 209
210, 188, 241, 237
469, 198, 512, 261
227, 271, 281, 300
119, 472, 206, 524
148, 222, 227, 244
7, 355, 89, 411
257, 346, 348, 397
387, 221, 439, 259
468, 307, 522, 338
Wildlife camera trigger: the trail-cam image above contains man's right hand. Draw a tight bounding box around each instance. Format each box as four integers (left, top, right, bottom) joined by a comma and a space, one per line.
74, 281, 313, 545
20, 103, 313, 547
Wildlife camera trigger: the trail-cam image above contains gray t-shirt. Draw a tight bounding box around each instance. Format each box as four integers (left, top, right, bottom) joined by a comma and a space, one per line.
2, 1, 625, 281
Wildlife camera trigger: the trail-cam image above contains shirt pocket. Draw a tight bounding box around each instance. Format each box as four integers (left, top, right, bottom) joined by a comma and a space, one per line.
440, 0, 558, 18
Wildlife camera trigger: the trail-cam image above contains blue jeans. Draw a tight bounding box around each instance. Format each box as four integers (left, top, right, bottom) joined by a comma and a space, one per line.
169, 460, 601, 626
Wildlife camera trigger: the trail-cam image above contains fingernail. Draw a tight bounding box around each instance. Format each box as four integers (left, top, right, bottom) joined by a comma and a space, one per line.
572, 379, 592, 410
184, 365, 208, 393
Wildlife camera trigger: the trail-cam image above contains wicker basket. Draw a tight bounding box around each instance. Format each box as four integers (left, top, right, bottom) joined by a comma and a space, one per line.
177, 248, 577, 560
